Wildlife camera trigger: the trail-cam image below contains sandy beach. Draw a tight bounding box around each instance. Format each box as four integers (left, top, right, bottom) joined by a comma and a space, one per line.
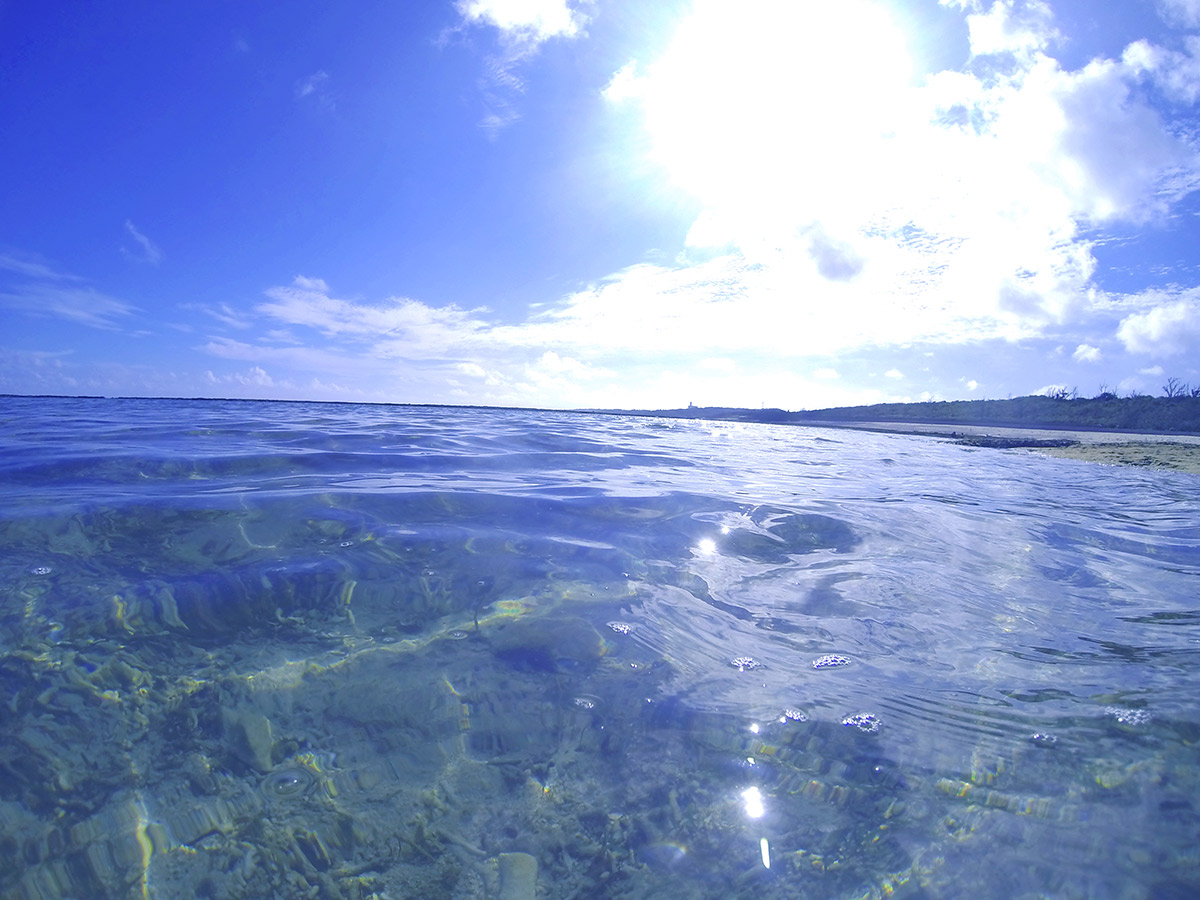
802, 420, 1200, 475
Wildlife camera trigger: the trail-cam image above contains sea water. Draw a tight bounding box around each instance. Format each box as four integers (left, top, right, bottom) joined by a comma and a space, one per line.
1, 395, 1198, 900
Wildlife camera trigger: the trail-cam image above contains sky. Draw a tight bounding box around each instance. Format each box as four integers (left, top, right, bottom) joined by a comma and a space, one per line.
3, 0, 1200, 410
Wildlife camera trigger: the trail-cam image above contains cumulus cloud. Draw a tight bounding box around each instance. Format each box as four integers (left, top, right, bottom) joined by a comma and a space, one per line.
205, 365, 276, 387
1072, 343, 1102, 362
602, 60, 642, 103
807, 228, 865, 282
530, 349, 610, 379
457, 0, 587, 44
1123, 37, 1200, 105
293, 275, 330, 292
607, 1, 1191, 350
1036, 383, 1069, 396
1117, 293, 1200, 355
522, 350, 614, 402
1158, 0, 1200, 28
965, 0, 1057, 60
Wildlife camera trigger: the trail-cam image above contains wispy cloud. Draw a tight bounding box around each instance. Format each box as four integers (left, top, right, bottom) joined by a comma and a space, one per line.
455, 0, 589, 132
255, 276, 491, 351
122, 220, 162, 264
184, 301, 255, 330
0, 251, 84, 281
1, 250, 137, 329
294, 70, 334, 110
0, 283, 136, 329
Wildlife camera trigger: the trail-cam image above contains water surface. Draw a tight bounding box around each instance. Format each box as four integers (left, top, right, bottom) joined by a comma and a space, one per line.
2, 396, 1198, 899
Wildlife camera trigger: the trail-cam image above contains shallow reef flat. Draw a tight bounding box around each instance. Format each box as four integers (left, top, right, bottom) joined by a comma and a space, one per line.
808, 420, 1200, 474
1037, 440, 1200, 473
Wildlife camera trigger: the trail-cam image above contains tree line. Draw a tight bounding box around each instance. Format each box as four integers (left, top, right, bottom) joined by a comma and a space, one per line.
787, 384, 1200, 433
635, 379, 1200, 433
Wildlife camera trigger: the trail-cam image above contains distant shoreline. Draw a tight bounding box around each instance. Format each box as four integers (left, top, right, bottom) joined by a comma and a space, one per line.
795, 419, 1200, 475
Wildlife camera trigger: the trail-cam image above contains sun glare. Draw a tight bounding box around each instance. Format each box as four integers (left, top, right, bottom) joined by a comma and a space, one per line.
637, 0, 916, 229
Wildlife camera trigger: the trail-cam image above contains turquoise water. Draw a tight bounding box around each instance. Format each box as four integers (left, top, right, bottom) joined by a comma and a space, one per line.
1, 395, 1198, 900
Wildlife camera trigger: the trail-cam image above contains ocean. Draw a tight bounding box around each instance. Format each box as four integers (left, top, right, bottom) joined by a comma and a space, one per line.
1, 395, 1198, 900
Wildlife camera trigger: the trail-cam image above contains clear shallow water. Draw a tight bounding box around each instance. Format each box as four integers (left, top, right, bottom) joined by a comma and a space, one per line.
1, 396, 1198, 900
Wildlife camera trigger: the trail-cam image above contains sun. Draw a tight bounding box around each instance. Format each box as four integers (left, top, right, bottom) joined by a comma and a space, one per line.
630, 0, 917, 235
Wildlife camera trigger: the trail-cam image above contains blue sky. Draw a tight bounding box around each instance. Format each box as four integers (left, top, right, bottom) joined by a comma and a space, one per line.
3, 0, 1200, 409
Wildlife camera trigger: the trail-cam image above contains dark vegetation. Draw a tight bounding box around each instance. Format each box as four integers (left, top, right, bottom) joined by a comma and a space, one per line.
624, 381, 1200, 434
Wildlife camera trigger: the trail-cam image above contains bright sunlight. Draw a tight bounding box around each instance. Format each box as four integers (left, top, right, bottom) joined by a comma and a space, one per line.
630, 0, 916, 238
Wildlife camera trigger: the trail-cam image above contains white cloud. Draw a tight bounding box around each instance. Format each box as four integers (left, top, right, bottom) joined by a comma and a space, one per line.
699, 357, 736, 374
1139, 365, 1166, 376
522, 350, 614, 402
457, 0, 588, 132
602, 61, 642, 103
192, 302, 253, 330
203, 272, 920, 408
1, 248, 137, 329
256, 276, 490, 353
456, 361, 488, 378
293, 275, 329, 292
806, 227, 865, 282
295, 70, 328, 98
587, 0, 1200, 372
813, 368, 840, 380
1117, 293, 1200, 355
294, 71, 334, 111
0, 252, 82, 281
457, 0, 587, 44
531, 349, 610, 379
1035, 383, 1069, 396
204, 366, 301, 396
228, 365, 274, 387
190, 0, 1200, 408
965, 0, 1057, 60
1123, 37, 1200, 105
1159, 0, 1200, 28
122, 220, 162, 265
0, 283, 135, 329
885, 369, 904, 379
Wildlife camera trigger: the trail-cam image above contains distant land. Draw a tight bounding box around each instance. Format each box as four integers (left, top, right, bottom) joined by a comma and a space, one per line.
4, 391, 1199, 436
603, 393, 1200, 435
